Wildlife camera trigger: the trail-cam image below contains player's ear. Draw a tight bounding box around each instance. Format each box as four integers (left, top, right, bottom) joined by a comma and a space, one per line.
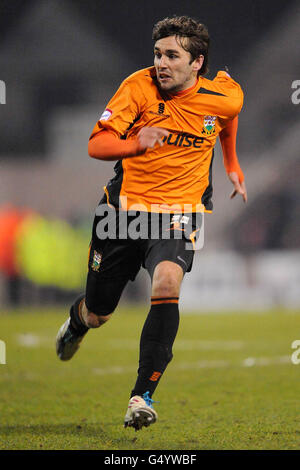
192, 55, 204, 73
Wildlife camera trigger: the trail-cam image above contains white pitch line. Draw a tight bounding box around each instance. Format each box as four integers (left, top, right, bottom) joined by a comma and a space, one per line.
93, 365, 136, 376
92, 355, 292, 376
16, 333, 41, 347
176, 359, 229, 370
175, 340, 244, 351
242, 355, 291, 367
107, 339, 244, 351
15, 333, 57, 348
13, 334, 293, 371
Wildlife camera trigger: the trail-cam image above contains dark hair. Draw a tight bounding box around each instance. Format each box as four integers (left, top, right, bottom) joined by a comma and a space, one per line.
152, 15, 210, 75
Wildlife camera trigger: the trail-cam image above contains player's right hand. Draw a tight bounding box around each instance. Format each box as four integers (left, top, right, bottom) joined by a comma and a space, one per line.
137, 127, 169, 150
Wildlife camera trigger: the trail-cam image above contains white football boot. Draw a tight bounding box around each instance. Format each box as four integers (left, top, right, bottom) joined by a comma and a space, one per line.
124, 391, 158, 431
56, 318, 86, 361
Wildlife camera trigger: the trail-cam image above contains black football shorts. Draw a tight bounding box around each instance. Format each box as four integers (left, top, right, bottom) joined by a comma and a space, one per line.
85, 202, 202, 315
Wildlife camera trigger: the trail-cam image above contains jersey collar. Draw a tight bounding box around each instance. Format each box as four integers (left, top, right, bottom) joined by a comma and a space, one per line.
168, 76, 202, 98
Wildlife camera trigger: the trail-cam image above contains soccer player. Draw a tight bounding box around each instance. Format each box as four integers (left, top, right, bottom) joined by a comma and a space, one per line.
56, 15, 247, 431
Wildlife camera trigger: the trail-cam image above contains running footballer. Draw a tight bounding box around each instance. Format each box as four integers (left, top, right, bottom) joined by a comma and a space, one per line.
56, 15, 247, 431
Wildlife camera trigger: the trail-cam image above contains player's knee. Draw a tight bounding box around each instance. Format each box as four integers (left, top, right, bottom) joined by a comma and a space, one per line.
153, 277, 179, 298
85, 273, 127, 318
152, 261, 183, 298
81, 302, 113, 328
85, 311, 112, 328
85, 297, 119, 319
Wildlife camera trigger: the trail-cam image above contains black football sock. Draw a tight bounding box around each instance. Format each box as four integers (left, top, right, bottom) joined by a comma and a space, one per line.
131, 297, 179, 398
69, 294, 89, 336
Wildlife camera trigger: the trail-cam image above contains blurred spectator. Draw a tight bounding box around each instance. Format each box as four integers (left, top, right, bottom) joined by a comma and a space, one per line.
0, 205, 33, 304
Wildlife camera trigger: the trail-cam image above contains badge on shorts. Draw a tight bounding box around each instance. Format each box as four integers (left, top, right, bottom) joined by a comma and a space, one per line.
91, 250, 102, 272
170, 215, 190, 229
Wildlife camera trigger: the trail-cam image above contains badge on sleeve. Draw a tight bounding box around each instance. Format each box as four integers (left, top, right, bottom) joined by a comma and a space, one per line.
99, 108, 112, 121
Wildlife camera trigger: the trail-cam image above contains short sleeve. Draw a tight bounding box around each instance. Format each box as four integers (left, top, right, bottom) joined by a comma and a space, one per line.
213, 71, 244, 117
90, 79, 143, 140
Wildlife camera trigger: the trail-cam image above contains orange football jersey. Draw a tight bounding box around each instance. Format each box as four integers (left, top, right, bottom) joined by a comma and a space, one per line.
90, 67, 244, 213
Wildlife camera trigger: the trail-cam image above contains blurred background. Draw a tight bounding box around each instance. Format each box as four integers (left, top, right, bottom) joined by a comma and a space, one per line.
0, 0, 299, 312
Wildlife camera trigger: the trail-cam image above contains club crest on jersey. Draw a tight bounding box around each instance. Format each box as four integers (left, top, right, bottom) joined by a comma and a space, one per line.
202, 115, 217, 135
99, 108, 112, 121
91, 250, 102, 272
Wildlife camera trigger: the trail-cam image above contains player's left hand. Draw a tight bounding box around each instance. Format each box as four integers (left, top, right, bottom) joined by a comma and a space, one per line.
228, 172, 247, 203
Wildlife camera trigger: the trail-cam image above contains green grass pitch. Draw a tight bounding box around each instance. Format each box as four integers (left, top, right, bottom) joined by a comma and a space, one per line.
0, 306, 300, 450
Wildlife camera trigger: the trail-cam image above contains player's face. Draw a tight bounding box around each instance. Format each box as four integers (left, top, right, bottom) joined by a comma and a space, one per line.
154, 36, 203, 93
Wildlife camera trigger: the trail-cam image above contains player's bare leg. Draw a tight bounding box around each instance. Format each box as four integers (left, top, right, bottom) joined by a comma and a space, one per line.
124, 261, 183, 430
